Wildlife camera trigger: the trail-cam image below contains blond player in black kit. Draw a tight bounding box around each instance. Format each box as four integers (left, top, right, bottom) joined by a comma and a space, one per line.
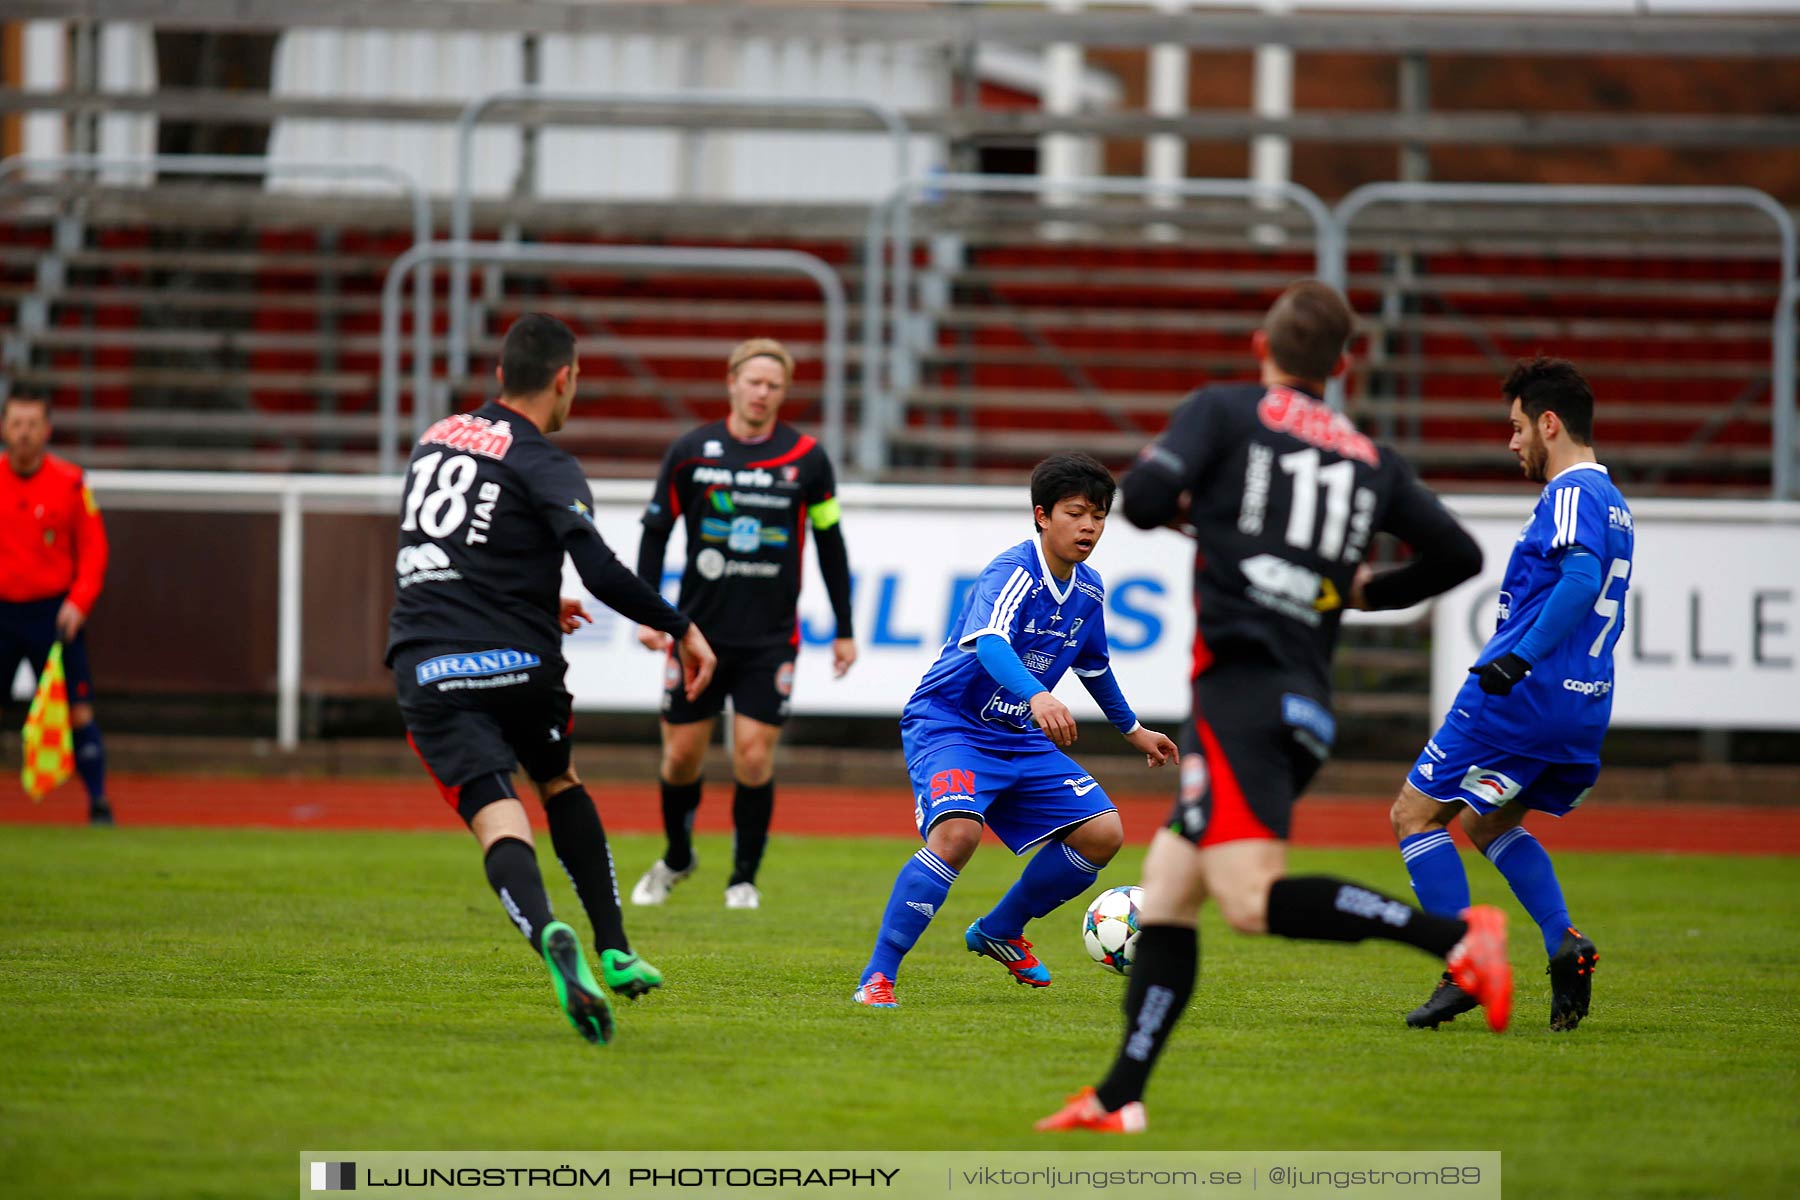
630, 339, 857, 911
388, 314, 717, 1046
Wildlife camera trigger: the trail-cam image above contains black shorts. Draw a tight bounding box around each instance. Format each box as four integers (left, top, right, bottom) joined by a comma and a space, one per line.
1, 596, 96, 704
662, 641, 796, 727
392, 642, 573, 818
1167, 655, 1336, 848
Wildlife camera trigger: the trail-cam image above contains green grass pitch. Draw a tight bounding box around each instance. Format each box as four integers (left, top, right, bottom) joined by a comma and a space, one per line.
1, 825, 1796, 1198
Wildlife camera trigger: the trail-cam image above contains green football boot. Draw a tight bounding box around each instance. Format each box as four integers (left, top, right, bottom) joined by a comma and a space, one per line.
539, 921, 614, 1045
600, 948, 664, 1000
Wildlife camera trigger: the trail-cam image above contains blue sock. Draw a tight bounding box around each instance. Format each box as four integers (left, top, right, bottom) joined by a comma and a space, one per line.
1485, 828, 1572, 958
863, 848, 958, 984
73, 722, 107, 804
1399, 829, 1470, 917
981, 842, 1103, 941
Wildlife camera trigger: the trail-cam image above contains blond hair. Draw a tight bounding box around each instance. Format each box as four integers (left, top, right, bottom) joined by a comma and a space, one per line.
727, 337, 795, 382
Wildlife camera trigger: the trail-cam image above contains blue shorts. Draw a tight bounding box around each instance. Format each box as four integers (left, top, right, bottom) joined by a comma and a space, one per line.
0, 596, 95, 705
1407, 720, 1598, 818
903, 731, 1115, 856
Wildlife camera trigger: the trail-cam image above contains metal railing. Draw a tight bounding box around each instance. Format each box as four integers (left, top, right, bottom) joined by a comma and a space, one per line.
1332, 183, 1799, 498
446, 88, 914, 401
0, 153, 433, 429
379, 242, 848, 475
865, 173, 1338, 471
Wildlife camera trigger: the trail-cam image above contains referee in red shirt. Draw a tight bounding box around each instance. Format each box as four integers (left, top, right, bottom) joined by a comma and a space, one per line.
2, 391, 112, 823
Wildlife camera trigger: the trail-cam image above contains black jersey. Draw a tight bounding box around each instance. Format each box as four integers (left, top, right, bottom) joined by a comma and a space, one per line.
386, 401, 689, 665
1122, 382, 1479, 695
638, 420, 854, 653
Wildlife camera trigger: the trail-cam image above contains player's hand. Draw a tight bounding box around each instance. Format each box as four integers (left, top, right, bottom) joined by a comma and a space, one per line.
638, 624, 673, 653
1470, 652, 1530, 696
55, 600, 85, 641
557, 598, 592, 636
1125, 725, 1179, 768
675, 624, 717, 701
831, 637, 858, 679
1347, 563, 1375, 611
1030, 692, 1077, 747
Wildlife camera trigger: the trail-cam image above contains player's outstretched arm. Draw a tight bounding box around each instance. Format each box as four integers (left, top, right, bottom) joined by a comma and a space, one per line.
1123, 724, 1179, 768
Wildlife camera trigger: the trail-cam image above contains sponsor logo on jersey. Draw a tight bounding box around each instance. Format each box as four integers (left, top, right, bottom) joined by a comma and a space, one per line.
415, 648, 540, 685
727, 515, 763, 554
1496, 590, 1513, 621
724, 560, 781, 578
693, 466, 777, 489
1062, 616, 1086, 647
566, 498, 594, 524
419, 413, 515, 459
664, 656, 683, 691
1424, 739, 1447, 762
1417, 761, 1435, 780
700, 514, 791, 551
1075, 580, 1105, 604
729, 490, 792, 510
703, 439, 725, 458
782, 465, 801, 483
1562, 678, 1613, 696
776, 661, 795, 697
1240, 554, 1326, 627
1063, 775, 1101, 797
697, 547, 726, 580
1608, 505, 1633, 531
929, 769, 976, 808
980, 689, 1034, 730
1022, 650, 1057, 673
1256, 385, 1379, 466
1459, 766, 1523, 805
394, 542, 461, 588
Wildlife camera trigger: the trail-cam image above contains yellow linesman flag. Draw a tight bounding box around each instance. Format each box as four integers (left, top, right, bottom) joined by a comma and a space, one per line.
21, 643, 75, 802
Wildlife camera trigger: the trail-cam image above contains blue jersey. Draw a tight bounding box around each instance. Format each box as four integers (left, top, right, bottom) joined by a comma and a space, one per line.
1449, 462, 1634, 763
902, 539, 1112, 754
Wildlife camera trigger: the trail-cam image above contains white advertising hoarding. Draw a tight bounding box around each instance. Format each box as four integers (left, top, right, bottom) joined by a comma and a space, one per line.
1429, 497, 1800, 731
561, 482, 1197, 723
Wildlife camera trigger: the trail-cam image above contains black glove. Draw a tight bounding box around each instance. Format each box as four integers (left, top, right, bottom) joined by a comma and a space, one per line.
1469, 652, 1530, 696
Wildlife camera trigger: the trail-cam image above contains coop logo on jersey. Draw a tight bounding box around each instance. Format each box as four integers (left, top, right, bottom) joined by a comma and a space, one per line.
419, 413, 515, 460
416, 648, 540, 685
1460, 766, 1522, 806
1562, 677, 1613, 696
395, 542, 460, 588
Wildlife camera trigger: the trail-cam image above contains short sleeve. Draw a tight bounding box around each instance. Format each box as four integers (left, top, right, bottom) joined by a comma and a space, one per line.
954, 556, 1036, 649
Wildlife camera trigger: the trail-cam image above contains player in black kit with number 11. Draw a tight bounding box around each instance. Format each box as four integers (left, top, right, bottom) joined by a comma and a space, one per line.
631, 339, 857, 911
388, 314, 717, 1046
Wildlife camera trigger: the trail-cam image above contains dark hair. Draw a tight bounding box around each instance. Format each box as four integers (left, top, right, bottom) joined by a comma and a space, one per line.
1503, 355, 1594, 444
499, 313, 577, 398
2, 390, 50, 417
1263, 280, 1353, 383
1030, 453, 1116, 533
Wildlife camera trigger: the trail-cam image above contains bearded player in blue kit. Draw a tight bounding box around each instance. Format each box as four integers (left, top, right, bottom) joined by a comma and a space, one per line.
1391, 356, 1632, 1032
851, 453, 1180, 1008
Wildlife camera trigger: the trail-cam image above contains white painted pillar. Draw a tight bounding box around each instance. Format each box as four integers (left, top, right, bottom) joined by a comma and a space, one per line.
1146, 0, 1190, 206
1250, 0, 1294, 244
1040, 0, 1084, 211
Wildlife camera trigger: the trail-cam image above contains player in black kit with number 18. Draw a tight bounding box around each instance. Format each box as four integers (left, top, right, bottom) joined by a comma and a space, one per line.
388, 314, 717, 1046
1037, 282, 1504, 1133
630, 339, 857, 911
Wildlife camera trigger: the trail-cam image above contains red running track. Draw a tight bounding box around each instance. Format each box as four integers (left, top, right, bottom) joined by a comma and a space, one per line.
4, 774, 1797, 855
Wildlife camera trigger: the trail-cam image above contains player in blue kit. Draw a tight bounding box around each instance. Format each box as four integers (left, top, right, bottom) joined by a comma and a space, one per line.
1391, 357, 1631, 1031
851, 454, 1180, 1008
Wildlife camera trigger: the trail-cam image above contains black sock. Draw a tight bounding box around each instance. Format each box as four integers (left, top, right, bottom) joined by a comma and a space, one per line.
483, 836, 555, 952
729, 780, 775, 887
1266, 875, 1467, 957
660, 777, 702, 872
1095, 925, 1198, 1111
544, 785, 629, 955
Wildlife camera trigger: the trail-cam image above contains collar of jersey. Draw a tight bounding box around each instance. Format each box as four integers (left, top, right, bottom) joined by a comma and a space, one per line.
1551, 461, 1609, 481
1033, 538, 1075, 605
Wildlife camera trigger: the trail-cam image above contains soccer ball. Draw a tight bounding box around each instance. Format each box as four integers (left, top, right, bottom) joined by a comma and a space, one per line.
1082, 885, 1143, 975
